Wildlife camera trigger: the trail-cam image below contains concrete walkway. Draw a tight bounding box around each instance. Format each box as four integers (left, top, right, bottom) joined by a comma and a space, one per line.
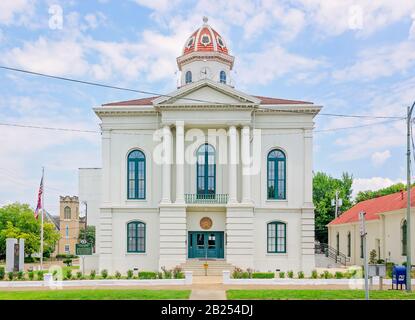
190, 289, 226, 300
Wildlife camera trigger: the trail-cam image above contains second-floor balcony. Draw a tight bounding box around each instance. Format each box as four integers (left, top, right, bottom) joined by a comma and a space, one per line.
184, 193, 229, 205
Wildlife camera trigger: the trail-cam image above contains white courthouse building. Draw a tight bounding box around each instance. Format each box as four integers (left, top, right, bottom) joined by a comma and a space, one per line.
79, 18, 321, 275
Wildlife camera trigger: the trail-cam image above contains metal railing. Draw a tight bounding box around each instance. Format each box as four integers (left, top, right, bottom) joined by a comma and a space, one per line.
315, 243, 350, 266
185, 194, 229, 204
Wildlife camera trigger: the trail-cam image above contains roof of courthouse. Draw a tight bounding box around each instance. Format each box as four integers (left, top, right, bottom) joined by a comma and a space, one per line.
102, 95, 314, 106
328, 187, 415, 226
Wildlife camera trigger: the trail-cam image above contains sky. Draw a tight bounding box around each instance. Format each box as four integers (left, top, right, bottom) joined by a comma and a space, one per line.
0, 0, 414, 214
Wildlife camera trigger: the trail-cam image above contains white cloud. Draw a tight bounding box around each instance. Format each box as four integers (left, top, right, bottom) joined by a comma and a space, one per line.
236, 45, 323, 86
333, 41, 415, 82
295, 0, 415, 38
0, 0, 36, 26
352, 177, 404, 198
371, 150, 391, 167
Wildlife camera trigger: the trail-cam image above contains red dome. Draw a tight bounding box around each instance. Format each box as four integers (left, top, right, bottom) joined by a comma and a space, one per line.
182, 17, 229, 56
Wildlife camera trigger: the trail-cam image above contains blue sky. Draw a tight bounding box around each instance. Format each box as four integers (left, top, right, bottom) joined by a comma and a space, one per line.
0, 0, 414, 214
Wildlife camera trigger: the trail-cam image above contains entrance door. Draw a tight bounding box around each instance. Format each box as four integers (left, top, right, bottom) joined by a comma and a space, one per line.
188, 231, 224, 259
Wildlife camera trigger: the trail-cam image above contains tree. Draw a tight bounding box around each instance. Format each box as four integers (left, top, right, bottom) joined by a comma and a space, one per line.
355, 182, 413, 203
313, 172, 353, 243
78, 225, 95, 247
0, 203, 60, 259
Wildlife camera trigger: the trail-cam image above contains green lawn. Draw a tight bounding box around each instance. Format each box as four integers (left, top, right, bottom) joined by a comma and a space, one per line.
0, 289, 191, 300
227, 289, 415, 300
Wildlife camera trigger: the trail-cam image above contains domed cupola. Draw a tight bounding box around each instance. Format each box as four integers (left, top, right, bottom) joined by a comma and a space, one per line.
177, 17, 235, 87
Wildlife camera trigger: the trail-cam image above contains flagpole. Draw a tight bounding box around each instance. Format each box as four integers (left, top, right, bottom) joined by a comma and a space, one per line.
40, 167, 44, 271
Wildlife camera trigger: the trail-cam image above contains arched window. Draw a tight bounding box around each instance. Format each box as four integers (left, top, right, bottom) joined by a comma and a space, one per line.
185, 71, 192, 84
64, 206, 71, 220
127, 221, 146, 253
196, 144, 216, 197
336, 232, 340, 254
127, 150, 146, 199
267, 149, 286, 200
402, 220, 407, 256
267, 221, 286, 253
347, 232, 351, 257
219, 71, 226, 84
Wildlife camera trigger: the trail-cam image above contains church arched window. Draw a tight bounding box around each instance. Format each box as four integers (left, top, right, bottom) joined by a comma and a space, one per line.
220, 71, 226, 84
185, 71, 192, 84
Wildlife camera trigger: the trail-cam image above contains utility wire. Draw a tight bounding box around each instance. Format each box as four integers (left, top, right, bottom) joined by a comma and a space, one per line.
0, 118, 404, 135
0, 65, 405, 120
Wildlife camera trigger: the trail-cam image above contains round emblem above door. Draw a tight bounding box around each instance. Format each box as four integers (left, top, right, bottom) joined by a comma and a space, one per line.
200, 217, 213, 230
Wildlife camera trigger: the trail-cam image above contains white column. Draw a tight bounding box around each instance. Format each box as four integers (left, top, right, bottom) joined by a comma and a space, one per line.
228, 125, 238, 204
175, 121, 185, 204
161, 125, 172, 204
241, 125, 251, 203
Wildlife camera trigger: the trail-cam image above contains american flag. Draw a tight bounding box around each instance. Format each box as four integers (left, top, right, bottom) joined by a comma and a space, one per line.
34, 173, 43, 219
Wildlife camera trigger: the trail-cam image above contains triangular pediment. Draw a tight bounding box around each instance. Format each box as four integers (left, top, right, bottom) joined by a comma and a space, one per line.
153, 79, 260, 106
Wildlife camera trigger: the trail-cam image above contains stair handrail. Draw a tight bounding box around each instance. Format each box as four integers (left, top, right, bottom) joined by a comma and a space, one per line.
315, 243, 350, 266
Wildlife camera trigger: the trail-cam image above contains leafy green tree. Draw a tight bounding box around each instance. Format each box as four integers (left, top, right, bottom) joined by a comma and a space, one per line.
355, 182, 412, 203
313, 172, 353, 243
0, 203, 60, 259
78, 225, 95, 247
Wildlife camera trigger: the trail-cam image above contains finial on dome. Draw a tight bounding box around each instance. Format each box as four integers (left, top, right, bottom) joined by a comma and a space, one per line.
203, 16, 208, 24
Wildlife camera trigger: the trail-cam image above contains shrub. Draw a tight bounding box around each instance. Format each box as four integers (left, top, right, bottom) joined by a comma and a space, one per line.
298, 271, 304, 279
311, 270, 318, 279
63, 258, 72, 267
138, 271, 157, 279
246, 268, 253, 278
76, 271, 83, 280
173, 266, 184, 279
320, 271, 333, 279
28, 271, 34, 280
0, 266, 4, 280
36, 270, 44, 280
335, 271, 344, 279
278, 272, 285, 278
157, 272, 163, 279
377, 259, 385, 264
386, 262, 394, 278
232, 267, 244, 279
17, 271, 24, 280
241, 272, 250, 279
101, 269, 108, 279
161, 266, 172, 279
115, 271, 122, 279
369, 249, 377, 264
252, 272, 274, 279
287, 270, 294, 278
65, 269, 72, 280
7, 272, 14, 281
127, 269, 133, 279
89, 270, 96, 280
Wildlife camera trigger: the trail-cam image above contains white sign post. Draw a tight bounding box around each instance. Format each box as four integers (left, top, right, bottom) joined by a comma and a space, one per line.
359, 211, 369, 300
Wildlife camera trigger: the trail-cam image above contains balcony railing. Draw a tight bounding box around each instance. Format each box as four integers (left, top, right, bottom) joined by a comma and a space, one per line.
185, 194, 229, 204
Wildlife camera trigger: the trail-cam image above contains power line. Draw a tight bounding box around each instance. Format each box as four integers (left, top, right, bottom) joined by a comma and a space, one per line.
0, 118, 404, 135
0, 65, 405, 120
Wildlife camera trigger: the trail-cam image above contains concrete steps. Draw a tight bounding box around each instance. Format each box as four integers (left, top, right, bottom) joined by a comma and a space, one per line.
180, 259, 234, 276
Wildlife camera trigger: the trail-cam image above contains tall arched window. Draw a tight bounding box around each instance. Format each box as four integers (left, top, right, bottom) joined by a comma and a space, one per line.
64, 206, 71, 220
196, 144, 216, 197
219, 71, 226, 84
127, 221, 146, 253
267, 149, 286, 200
127, 150, 146, 199
402, 219, 407, 256
185, 71, 192, 84
347, 232, 351, 257
267, 221, 286, 253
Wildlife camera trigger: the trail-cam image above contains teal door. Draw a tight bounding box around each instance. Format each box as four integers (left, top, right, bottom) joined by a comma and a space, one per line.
188, 232, 224, 259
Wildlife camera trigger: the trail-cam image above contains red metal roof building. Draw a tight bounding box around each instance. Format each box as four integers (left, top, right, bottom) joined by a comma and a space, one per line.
329, 187, 415, 226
